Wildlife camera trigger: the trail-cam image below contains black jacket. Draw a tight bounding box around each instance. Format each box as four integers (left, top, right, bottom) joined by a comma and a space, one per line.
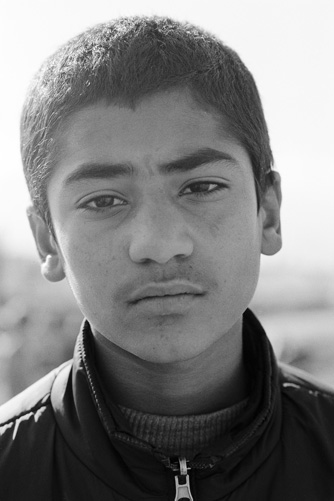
1, 309, 334, 500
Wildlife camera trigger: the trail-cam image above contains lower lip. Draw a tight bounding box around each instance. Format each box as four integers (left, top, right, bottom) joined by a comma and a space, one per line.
129, 293, 201, 315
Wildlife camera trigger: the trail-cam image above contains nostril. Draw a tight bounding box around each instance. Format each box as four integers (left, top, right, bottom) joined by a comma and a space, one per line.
129, 237, 194, 264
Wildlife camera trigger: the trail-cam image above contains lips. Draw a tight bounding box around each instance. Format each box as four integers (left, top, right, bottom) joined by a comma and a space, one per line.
128, 281, 205, 304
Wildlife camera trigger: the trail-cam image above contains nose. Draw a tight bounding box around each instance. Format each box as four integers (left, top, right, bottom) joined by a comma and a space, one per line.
128, 204, 194, 264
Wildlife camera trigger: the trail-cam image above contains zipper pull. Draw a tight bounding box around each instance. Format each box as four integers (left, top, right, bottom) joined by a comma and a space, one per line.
174, 457, 194, 501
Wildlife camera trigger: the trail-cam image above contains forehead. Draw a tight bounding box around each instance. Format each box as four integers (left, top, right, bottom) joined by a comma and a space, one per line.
52, 89, 250, 182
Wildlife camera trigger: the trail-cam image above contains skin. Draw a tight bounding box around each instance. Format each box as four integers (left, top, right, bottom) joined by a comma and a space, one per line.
29, 88, 282, 414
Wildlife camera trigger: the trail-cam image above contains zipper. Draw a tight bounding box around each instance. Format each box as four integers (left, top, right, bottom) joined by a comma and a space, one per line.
174, 457, 194, 501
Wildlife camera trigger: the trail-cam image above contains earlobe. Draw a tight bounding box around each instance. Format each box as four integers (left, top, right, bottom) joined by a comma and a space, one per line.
27, 207, 66, 282
260, 172, 283, 256
40, 254, 66, 283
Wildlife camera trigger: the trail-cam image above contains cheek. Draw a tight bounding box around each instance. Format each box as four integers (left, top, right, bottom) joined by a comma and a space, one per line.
58, 232, 114, 302
211, 208, 262, 286
233, 229, 262, 303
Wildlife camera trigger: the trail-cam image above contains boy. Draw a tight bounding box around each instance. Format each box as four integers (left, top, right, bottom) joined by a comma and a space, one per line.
1, 16, 334, 500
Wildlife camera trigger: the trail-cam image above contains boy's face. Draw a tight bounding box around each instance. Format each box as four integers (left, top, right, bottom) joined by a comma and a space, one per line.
32, 89, 281, 363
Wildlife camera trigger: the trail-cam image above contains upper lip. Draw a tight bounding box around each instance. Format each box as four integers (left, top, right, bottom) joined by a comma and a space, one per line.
128, 281, 205, 303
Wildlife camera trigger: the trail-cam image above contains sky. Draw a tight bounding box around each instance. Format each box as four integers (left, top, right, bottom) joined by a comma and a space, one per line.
0, 0, 333, 273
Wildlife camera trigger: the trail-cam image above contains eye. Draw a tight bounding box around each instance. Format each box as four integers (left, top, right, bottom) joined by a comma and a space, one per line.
79, 194, 127, 212
180, 181, 226, 198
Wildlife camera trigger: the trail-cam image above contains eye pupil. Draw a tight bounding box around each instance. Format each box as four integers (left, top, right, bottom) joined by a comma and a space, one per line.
180, 181, 224, 199
192, 183, 210, 192
95, 196, 113, 207
188, 183, 212, 193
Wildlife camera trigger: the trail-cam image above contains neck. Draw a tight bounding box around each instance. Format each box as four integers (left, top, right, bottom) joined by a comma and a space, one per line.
93, 318, 248, 416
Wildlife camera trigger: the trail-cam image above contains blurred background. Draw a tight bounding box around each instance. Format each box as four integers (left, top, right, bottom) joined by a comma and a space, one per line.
0, 0, 333, 404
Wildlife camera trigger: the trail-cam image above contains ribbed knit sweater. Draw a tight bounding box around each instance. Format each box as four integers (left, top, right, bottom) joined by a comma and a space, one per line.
119, 398, 248, 458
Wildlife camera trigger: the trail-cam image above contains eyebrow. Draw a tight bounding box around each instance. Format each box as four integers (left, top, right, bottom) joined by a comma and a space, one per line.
63, 147, 237, 187
161, 147, 237, 174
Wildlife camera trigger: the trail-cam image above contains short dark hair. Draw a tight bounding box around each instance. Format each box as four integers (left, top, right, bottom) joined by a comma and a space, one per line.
21, 16, 274, 232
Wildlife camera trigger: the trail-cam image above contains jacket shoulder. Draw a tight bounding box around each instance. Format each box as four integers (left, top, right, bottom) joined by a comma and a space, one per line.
279, 361, 334, 398
0, 361, 71, 427
0, 362, 72, 498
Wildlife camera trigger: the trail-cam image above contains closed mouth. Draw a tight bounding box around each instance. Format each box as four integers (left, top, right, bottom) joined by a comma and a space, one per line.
128, 282, 205, 304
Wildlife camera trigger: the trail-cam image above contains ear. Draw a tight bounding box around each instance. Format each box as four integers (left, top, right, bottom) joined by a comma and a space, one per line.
27, 207, 66, 282
260, 171, 282, 256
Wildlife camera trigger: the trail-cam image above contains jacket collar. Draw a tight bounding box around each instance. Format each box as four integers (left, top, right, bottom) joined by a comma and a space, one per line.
51, 309, 281, 498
